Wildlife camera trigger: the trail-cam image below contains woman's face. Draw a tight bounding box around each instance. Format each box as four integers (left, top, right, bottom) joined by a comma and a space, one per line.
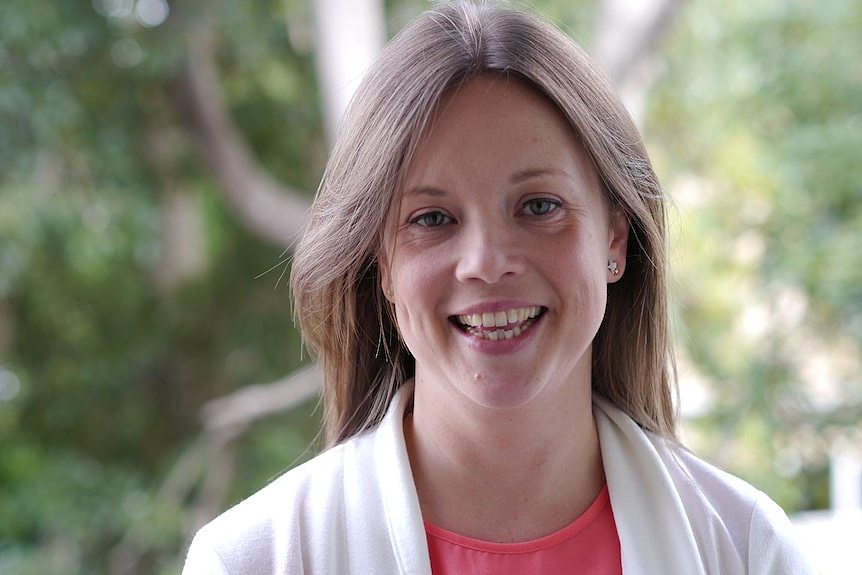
381, 76, 628, 410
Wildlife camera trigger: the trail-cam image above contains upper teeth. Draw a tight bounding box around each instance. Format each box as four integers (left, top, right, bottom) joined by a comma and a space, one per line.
457, 306, 542, 328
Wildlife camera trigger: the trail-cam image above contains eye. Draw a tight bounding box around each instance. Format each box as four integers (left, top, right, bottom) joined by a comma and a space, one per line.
409, 210, 452, 227
520, 198, 560, 216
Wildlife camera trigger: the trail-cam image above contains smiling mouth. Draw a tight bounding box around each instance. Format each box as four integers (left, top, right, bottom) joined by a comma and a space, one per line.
450, 306, 545, 341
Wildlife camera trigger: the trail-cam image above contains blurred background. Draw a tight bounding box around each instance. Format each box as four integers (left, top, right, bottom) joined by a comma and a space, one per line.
1, 0, 859, 573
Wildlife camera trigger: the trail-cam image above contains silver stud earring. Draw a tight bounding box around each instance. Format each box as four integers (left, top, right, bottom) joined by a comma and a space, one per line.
607, 260, 619, 276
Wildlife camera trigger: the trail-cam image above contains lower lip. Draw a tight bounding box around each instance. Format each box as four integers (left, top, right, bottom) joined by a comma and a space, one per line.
454, 315, 543, 356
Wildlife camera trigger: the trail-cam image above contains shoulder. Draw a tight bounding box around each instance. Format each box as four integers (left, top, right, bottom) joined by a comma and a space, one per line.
661, 440, 816, 573
593, 396, 814, 573
181, 434, 369, 574
666, 443, 761, 521
182, 382, 427, 575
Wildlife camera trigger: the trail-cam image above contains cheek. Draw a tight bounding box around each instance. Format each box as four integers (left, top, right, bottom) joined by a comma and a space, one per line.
542, 229, 609, 312
391, 251, 449, 338
391, 242, 452, 299
542, 227, 607, 276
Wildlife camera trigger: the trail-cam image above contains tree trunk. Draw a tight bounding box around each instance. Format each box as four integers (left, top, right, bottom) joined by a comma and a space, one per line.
594, 0, 687, 125
312, 0, 385, 145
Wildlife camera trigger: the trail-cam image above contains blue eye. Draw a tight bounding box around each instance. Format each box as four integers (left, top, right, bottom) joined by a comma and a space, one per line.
410, 211, 451, 227
521, 198, 559, 216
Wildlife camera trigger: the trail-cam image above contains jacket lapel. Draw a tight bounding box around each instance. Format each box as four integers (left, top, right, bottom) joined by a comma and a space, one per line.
374, 383, 433, 575
594, 396, 707, 575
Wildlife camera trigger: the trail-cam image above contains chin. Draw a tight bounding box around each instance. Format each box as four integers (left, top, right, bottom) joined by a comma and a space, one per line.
457, 372, 548, 411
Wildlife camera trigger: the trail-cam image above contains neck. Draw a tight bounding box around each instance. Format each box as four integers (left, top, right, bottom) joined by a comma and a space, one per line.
404, 371, 604, 543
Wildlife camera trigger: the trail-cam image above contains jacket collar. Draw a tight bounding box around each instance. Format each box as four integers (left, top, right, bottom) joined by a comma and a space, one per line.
372, 382, 709, 574
593, 395, 707, 574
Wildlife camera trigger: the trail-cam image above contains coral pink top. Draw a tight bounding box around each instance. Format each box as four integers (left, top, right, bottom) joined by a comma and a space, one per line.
424, 485, 621, 574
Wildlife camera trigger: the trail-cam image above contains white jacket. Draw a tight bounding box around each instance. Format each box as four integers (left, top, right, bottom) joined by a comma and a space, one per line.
183, 383, 815, 574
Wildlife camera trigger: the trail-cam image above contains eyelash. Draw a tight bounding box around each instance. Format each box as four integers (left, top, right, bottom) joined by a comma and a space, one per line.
519, 197, 561, 216
407, 197, 562, 228
409, 210, 453, 227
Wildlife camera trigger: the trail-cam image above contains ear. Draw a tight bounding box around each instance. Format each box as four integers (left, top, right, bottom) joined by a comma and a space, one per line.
378, 251, 394, 302
607, 208, 629, 284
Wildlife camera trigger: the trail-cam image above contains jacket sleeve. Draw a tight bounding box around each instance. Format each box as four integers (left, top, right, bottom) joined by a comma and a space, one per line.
748, 492, 818, 574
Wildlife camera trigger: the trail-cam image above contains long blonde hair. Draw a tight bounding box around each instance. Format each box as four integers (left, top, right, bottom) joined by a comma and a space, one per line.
290, 1, 676, 445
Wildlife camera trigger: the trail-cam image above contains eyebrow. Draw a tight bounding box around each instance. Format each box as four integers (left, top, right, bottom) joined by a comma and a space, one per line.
403, 167, 573, 198
509, 167, 571, 184
403, 186, 448, 198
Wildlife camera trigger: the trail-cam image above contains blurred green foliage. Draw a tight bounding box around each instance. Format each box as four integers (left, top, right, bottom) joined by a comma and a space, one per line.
649, 0, 862, 510
1, 1, 321, 572
1, 0, 859, 572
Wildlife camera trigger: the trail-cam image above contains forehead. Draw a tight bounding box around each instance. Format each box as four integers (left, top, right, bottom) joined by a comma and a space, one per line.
400, 75, 600, 199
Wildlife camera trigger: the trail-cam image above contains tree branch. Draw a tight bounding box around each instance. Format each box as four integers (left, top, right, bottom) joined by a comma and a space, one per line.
110, 365, 322, 574
201, 363, 322, 439
173, 27, 310, 249
595, 0, 687, 88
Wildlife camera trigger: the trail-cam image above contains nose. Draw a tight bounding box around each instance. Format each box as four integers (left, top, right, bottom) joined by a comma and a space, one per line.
454, 221, 526, 284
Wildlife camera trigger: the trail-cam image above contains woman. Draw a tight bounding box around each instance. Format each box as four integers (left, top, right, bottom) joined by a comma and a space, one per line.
183, 2, 814, 573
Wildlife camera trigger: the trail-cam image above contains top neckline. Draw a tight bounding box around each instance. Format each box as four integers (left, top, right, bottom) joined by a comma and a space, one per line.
422, 484, 611, 555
